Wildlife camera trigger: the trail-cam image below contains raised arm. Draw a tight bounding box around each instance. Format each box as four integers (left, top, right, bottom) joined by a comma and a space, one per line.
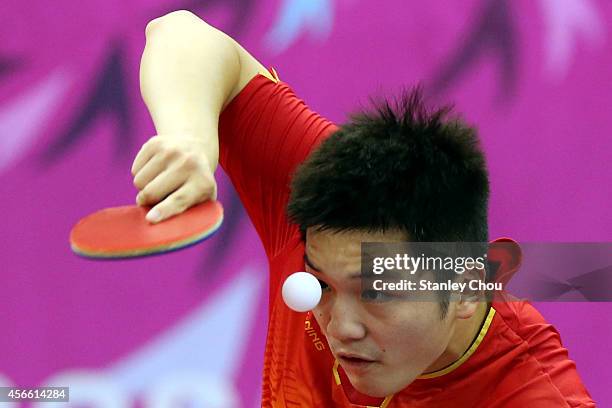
132, 10, 274, 223
134, 10, 337, 259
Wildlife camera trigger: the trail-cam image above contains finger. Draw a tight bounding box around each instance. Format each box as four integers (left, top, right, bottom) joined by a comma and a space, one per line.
133, 153, 172, 191
137, 168, 186, 206
146, 184, 201, 223
205, 174, 218, 201
131, 138, 160, 176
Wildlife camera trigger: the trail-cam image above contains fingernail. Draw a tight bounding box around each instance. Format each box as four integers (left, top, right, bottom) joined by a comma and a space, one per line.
146, 208, 161, 223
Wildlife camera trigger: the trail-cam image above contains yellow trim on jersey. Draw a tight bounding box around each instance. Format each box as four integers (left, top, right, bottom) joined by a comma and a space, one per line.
373, 395, 394, 408
417, 306, 497, 380
332, 360, 395, 407
333, 360, 341, 385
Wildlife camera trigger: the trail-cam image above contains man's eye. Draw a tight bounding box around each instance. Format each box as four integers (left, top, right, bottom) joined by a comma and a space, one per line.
361, 289, 392, 302
317, 278, 330, 291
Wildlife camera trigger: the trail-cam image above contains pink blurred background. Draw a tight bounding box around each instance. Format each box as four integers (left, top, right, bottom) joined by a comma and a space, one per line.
1, 0, 610, 406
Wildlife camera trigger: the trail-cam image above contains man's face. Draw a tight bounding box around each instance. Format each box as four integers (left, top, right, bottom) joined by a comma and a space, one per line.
305, 228, 458, 398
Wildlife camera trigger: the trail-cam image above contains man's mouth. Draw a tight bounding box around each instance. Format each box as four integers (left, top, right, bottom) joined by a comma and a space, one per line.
337, 352, 378, 373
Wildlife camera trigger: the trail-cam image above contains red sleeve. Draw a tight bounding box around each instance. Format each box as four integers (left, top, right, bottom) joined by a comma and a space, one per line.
514, 302, 596, 407
218, 69, 338, 259
490, 299, 596, 407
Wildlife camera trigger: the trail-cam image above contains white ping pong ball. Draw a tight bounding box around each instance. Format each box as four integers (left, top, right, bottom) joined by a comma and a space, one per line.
282, 272, 322, 312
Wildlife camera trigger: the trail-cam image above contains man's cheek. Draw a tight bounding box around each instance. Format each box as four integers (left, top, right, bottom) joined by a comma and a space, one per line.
312, 308, 328, 335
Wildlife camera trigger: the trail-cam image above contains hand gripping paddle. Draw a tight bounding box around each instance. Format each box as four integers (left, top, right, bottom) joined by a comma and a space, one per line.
70, 200, 223, 259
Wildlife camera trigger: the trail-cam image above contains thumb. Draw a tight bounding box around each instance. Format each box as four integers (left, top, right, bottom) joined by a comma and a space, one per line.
145, 206, 164, 224
145, 187, 192, 224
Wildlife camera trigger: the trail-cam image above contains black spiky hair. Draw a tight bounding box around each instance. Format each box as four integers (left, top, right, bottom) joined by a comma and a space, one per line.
287, 87, 490, 243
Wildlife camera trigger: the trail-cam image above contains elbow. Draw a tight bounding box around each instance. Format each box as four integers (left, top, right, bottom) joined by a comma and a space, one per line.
145, 10, 209, 39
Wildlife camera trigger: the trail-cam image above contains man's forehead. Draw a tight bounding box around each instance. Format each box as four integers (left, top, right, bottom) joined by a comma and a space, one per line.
304, 245, 361, 277
304, 229, 406, 279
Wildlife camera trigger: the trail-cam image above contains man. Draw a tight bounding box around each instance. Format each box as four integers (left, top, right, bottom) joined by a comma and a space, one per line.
132, 10, 595, 407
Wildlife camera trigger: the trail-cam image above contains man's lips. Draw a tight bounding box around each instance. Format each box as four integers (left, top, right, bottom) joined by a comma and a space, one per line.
336, 351, 378, 372
337, 351, 377, 362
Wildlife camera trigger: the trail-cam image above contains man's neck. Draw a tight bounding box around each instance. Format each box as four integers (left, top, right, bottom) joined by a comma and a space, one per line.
424, 302, 490, 373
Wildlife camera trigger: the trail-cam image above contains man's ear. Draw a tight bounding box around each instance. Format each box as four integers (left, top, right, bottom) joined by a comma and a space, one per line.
454, 267, 486, 319
487, 238, 522, 285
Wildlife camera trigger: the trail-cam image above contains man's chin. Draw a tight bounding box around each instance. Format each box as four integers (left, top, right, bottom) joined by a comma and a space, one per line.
346, 370, 418, 398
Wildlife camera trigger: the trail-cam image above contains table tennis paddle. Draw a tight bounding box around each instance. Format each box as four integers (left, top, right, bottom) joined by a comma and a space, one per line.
70, 200, 223, 259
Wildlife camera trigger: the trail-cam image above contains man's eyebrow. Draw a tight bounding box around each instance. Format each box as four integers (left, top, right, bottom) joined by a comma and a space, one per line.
303, 254, 362, 279
303, 254, 322, 273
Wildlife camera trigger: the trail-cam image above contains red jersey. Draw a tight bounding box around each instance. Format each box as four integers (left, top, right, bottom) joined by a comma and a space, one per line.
218, 69, 595, 407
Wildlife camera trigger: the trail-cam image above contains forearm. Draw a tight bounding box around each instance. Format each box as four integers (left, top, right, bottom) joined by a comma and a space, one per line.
139, 10, 241, 170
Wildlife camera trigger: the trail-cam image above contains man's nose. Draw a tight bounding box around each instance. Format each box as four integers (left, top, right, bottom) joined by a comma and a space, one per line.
326, 297, 366, 342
